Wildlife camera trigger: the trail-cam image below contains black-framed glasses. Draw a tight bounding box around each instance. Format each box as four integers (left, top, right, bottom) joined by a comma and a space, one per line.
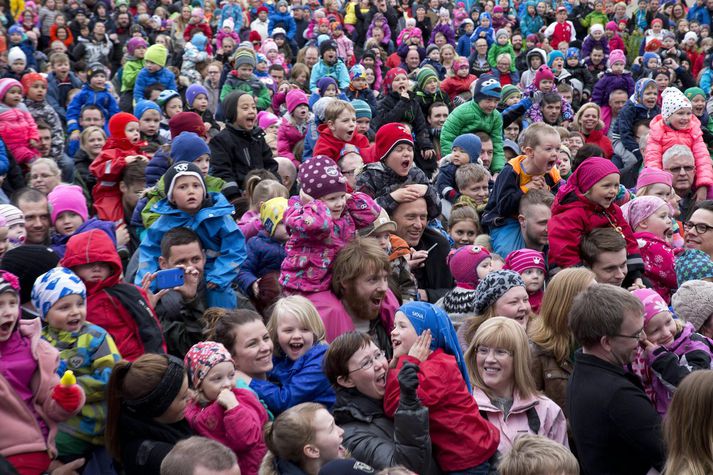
667, 165, 695, 174
348, 349, 386, 373
613, 327, 645, 340
684, 221, 713, 234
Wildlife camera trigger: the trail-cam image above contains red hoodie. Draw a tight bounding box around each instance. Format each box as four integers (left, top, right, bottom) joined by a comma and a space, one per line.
313, 123, 370, 163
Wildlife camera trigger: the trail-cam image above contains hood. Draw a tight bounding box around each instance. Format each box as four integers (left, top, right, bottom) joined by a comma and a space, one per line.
61, 228, 123, 294
526, 48, 546, 68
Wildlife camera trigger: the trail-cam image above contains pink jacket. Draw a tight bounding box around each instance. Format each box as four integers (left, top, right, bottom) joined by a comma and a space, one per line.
277, 114, 309, 166
644, 114, 713, 188
0, 319, 85, 458
474, 387, 568, 453
635, 231, 680, 303
185, 388, 268, 475
237, 209, 263, 241
0, 104, 40, 164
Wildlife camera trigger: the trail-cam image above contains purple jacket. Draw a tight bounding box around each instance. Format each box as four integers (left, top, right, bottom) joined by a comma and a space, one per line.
581, 35, 609, 60
430, 23, 456, 46
591, 71, 635, 107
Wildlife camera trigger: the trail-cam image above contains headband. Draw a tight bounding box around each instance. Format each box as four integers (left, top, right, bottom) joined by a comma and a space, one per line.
123, 355, 186, 417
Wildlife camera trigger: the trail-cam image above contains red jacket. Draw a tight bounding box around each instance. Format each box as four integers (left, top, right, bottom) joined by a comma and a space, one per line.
383, 350, 500, 471
61, 229, 166, 361
583, 128, 614, 159
313, 124, 370, 163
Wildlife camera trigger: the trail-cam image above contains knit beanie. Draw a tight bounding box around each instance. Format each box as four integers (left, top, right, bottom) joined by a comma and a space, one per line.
86, 64, 106, 81
0, 204, 24, 229
164, 162, 207, 203
47, 184, 89, 224
452, 56, 470, 73
317, 76, 338, 95
171, 132, 210, 164
452, 134, 482, 163
634, 78, 657, 105
474, 269, 526, 315
684, 87, 707, 102
20, 72, 46, 94
185, 84, 209, 108
677, 249, 713, 285
0, 246, 59, 304
0, 78, 22, 101
349, 64, 366, 81
234, 48, 257, 68
256, 53, 268, 65
31, 267, 86, 321
642, 52, 660, 66
620, 196, 668, 232
533, 65, 555, 89
145, 44, 168, 67
499, 84, 520, 106
472, 74, 502, 101
157, 89, 181, 109
249, 30, 262, 44
184, 341, 234, 389
636, 167, 673, 192
503, 249, 546, 274
257, 110, 279, 129
351, 99, 372, 119
8, 47, 26, 65
607, 49, 626, 68
127, 36, 148, 56
260, 197, 289, 236
646, 39, 663, 53
672, 280, 713, 332
358, 207, 396, 237
631, 288, 669, 325
313, 97, 336, 122
271, 27, 287, 38
319, 39, 337, 56
495, 28, 509, 40
447, 245, 491, 288
298, 155, 347, 199
684, 31, 699, 43
8, 25, 24, 36
169, 111, 207, 139
558, 156, 618, 195
590, 24, 604, 34
223, 17, 235, 31
374, 123, 414, 162
108, 112, 139, 139
261, 38, 278, 54
606, 21, 618, 32
661, 87, 692, 121
547, 50, 564, 68
416, 67, 438, 91
133, 100, 161, 120
384, 68, 407, 91
286, 89, 308, 113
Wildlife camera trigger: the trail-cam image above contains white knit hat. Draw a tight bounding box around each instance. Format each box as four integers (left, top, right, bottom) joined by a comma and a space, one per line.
661, 87, 692, 121
672, 280, 713, 332
8, 47, 26, 65
684, 31, 698, 43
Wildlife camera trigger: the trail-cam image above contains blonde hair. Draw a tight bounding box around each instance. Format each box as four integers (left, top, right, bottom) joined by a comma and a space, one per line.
498, 434, 579, 475
519, 122, 559, 149
324, 100, 356, 123
455, 163, 490, 189
574, 102, 603, 131
31, 158, 61, 177
261, 402, 326, 474
448, 204, 480, 233
555, 126, 570, 141
528, 268, 594, 363
79, 126, 107, 155
465, 317, 538, 400
267, 296, 326, 357
246, 177, 288, 211
440, 44, 456, 62
663, 371, 713, 475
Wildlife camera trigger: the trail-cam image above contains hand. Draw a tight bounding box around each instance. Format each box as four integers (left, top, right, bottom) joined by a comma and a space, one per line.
531, 90, 543, 105
408, 329, 432, 362
391, 187, 421, 203
49, 458, 86, 475
406, 249, 428, 269
695, 187, 708, 202
51, 383, 83, 412
70, 130, 80, 140
204, 122, 212, 131
397, 361, 421, 402
642, 339, 659, 357
29, 139, 39, 150
422, 149, 435, 160
252, 279, 260, 298
627, 278, 646, 291
125, 155, 138, 164
115, 223, 130, 247
109, 33, 118, 41
217, 388, 239, 410
141, 272, 171, 308
399, 86, 410, 99
206, 282, 218, 289
525, 176, 546, 191
407, 184, 428, 197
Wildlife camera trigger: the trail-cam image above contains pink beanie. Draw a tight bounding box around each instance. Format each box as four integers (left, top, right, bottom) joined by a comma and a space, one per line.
606, 21, 618, 32
257, 110, 279, 130
607, 49, 626, 67
286, 89, 308, 114
47, 184, 89, 224
504, 249, 546, 274
0, 78, 22, 101
534, 65, 555, 89
636, 167, 673, 192
447, 245, 491, 288
558, 157, 618, 195
620, 196, 668, 231
631, 288, 669, 324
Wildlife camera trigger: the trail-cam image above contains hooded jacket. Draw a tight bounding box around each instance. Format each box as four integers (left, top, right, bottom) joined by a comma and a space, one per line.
440, 100, 505, 172
0, 102, 40, 164
133, 66, 178, 104
611, 95, 659, 164
66, 83, 121, 134
591, 70, 636, 107
519, 48, 546, 89
309, 58, 350, 93
50, 217, 116, 259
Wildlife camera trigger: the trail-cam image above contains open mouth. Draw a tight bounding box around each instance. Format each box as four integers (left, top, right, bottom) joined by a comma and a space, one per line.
392, 338, 401, 348
400, 159, 411, 169
483, 366, 500, 375
375, 372, 386, 386
67, 318, 81, 329
289, 342, 304, 352
0, 321, 13, 333
370, 294, 385, 307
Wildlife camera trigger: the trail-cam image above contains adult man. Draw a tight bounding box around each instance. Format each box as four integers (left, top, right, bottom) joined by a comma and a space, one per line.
518, 189, 553, 253
14, 188, 50, 245
540, 93, 564, 126
160, 437, 241, 475
273, 156, 297, 194
474, 133, 494, 171
67, 105, 106, 157
684, 200, 713, 258
306, 238, 399, 357
37, 121, 73, 181
605, 89, 628, 130
567, 284, 665, 475
663, 145, 699, 218
390, 197, 453, 303
580, 228, 628, 287
427, 102, 449, 159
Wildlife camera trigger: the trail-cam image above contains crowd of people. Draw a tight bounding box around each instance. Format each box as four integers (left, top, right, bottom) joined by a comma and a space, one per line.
4, 0, 713, 473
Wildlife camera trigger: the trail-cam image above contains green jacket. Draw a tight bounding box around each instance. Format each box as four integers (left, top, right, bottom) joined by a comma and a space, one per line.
487, 42, 516, 71
121, 58, 144, 93
220, 73, 272, 111
580, 10, 608, 29
141, 174, 226, 228
440, 100, 505, 173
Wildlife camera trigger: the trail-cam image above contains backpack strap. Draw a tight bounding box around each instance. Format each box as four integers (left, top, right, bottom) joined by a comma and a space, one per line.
526, 406, 541, 434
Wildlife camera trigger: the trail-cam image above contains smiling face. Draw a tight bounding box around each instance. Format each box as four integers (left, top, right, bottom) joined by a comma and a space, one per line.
235, 94, 257, 130
276, 311, 315, 361
46, 294, 86, 333
319, 191, 346, 218
493, 286, 531, 326
476, 342, 515, 397
341, 266, 389, 321
231, 319, 274, 378
461, 178, 490, 204
309, 409, 346, 463
668, 107, 692, 130
393, 198, 428, 247
0, 292, 19, 342
579, 107, 599, 132
639, 204, 673, 239
30, 163, 61, 195
585, 173, 620, 208
85, 130, 106, 156
391, 311, 419, 354
337, 341, 388, 399
450, 219, 478, 247
645, 310, 676, 347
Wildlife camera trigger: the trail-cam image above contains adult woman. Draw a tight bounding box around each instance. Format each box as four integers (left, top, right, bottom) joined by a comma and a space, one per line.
663, 370, 713, 475
440, 44, 456, 73
458, 270, 533, 351
573, 103, 614, 158
171, 6, 192, 48
73, 126, 106, 204
106, 354, 192, 474
528, 268, 595, 413
29, 158, 62, 195
324, 332, 439, 474
465, 317, 569, 453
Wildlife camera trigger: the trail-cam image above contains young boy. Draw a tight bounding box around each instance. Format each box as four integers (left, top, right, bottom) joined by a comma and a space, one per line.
220, 48, 271, 110
134, 99, 166, 154
120, 37, 148, 112
351, 99, 373, 140
135, 162, 246, 309
455, 163, 492, 216
313, 100, 370, 162
308, 39, 350, 93
498, 435, 578, 475
436, 133, 482, 203
22, 72, 64, 159
61, 229, 166, 361
487, 29, 517, 71
66, 65, 120, 139
482, 122, 562, 257
132, 44, 177, 104
46, 52, 83, 124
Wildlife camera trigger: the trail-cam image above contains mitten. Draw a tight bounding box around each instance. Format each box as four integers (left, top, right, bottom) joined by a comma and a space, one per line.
52, 371, 84, 412
398, 361, 421, 409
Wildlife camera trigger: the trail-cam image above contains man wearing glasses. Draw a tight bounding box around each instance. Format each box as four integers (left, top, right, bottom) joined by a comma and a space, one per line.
662, 145, 700, 218
567, 284, 665, 475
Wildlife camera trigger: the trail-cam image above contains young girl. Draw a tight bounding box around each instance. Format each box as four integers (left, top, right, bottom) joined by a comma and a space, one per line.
591, 49, 635, 107
249, 296, 335, 415
524, 66, 574, 125
645, 87, 713, 202
184, 341, 269, 475
34, 267, 121, 466
277, 89, 312, 167
157, 90, 184, 141
385, 301, 500, 473
237, 175, 289, 240
448, 204, 480, 248
580, 24, 609, 61
440, 57, 477, 99
280, 156, 380, 293
186, 84, 220, 137
0, 270, 85, 474
259, 111, 280, 156
261, 402, 346, 475
22, 72, 64, 160
0, 78, 40, 166
438, 245, 492, 328
503, 249, 546, 313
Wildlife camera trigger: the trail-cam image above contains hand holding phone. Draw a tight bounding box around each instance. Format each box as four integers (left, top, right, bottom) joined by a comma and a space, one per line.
154, 268, 185, 290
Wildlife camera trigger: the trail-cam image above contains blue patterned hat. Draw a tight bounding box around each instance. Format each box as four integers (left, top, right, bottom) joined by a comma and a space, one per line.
676, 249, 713, 285
31, 267, 86, 321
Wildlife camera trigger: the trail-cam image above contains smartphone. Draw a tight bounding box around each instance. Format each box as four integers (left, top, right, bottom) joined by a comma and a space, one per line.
155, 268, 184, 290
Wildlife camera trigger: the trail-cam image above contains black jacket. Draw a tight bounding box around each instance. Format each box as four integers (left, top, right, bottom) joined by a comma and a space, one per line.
155, 286, 207, 358
412, 228, 453, 303
566, 352, 665, 475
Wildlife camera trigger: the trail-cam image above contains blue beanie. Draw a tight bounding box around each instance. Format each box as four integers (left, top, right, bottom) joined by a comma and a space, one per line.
566, 47, 580, 59
133, 100, 161, 119
191, 32, 208, 51
317, 76, 338, 95
185, 84, 209, 108
8, 25, 24, 36
171, 132, 210, 163
643, 52, 660, 66
351, 99, 372, 119
452, 133, 482, 163
547, 50, 565, 68
472, 74, 501, 101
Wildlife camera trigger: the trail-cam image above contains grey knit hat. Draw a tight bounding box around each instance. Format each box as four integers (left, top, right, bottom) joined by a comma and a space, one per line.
671, 279, 713, 332
474, 269, 526, 315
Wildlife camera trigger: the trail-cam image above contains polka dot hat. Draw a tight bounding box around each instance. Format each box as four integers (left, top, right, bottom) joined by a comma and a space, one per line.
298, 155, 347, 199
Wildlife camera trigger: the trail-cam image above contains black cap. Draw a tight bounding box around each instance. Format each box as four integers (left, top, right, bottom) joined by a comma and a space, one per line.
319, 39, 337, 56
0, 245, 59, 304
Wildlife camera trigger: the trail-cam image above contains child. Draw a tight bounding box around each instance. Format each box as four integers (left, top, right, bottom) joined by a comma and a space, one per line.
157, 90, 185, 141
66, 65, 120, 140
46, 52, 83, 123
448, 205, 480, 248
385, 301, 500, 473
22, 72, 63, 159
351, 100, 373, 141
309, 39, 350, 93
472, 11, 495, 45
185, 84, 219, 136
441, 57, 477, 99
220, 48, 272, 111
621, 196, 678, 302
455, 163, 492, 217
181, 41, 210, 86
0, 270, 85, 474
436, 133, 482, 204
519, 48, 546, 89
547, 157, 643, 277
0, 77, 40, 165
503, 248, 546, 313
33, 267, 121, 465
237, 175, 289, 240
136, 162, 246, 308
524, 66, 574, 125
439, 244, 492, 327
645, 87, 713, 202
414, 66, 451, 119
277, 89, 312, 167
605, 21, 625, 53
120, 37, 148, 111
565, 48, 595, 99
4, 47, 31, 81
580, 24, 609, 61
313, 100, 370, 162
331, 23, 354, 66
184, 341, 268, 475
482, 123, 561, 258
134, 99, 166, 155
544, 6, 575, 53
487, 29, 516, 71
422, 44, 447, 80
251, 295, 335, 414
498, 435, 579, 475
0, 204, 26, 247
61, 229, 165, 361
133, 44, 177, 104
591, 49, 635, 107
216, 17, 240, 50
280, 155, 380, 293
345, 64, 377, 116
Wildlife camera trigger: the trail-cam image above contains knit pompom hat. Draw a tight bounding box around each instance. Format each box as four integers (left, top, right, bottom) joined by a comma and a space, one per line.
416, 66, 438, 91
298, 155, 347, 199
185, 84, 209, 108
108, 112, 139, 139
675, 249, 713, 285
631, 288, 669, 325
31, 267, 86, 321
47, 184, 89, 224
170, 132, 210, 164
503, 249, 546, 274
607, 49, 626, 68
20, 72, 46, 94
636, 167, 673, 192
374, 123, 413, 162
169, 111, 207, 139
533, 65, 555, 89
661, 87, 692, 121
184, 341, 234, 389
145, 44, 168, 67
286, 89, 308, 113
620, 196, 668, 231
672, 280, 713, 332
0, 78, 22, 101
448, 245, 491, 288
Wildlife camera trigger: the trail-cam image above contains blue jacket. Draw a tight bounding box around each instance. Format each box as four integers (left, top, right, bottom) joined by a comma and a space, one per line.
687, 3, 711, 25
46, 71, 83, 123
309, 59, 350, 93
268, 10, 297, 39
8, 40, 37, 70
135, 192, 246, 290
50, 218, 116, 259
133, 66, 177, 103
250, 344, 336, 415
235, 231, 286, 296
611, 98, 659, 164
435, 162, 461, 204
456, 34, 472, 59
66, 83, 121, 134
219, 3, 244, 30
0, 139, 9, 177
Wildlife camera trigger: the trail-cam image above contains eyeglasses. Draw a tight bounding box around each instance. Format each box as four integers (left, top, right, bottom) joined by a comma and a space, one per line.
684, 221, 713, 234
667, 165, 695, 174
348, 349, 386, 373
341, 168, 359, 176
613, 327, 645, 340
476, 346, 513, 359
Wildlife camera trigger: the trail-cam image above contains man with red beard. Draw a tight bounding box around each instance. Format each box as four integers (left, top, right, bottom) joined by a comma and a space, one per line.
306, 238, 399, 358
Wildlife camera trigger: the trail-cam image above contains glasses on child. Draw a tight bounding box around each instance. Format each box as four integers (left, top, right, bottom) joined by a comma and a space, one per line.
684, 221, 713, 234
349, 349, 386, 373
475, 346, 512, 359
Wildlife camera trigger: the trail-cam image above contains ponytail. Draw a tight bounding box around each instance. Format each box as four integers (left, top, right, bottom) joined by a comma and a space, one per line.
105, 360, 134, 460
